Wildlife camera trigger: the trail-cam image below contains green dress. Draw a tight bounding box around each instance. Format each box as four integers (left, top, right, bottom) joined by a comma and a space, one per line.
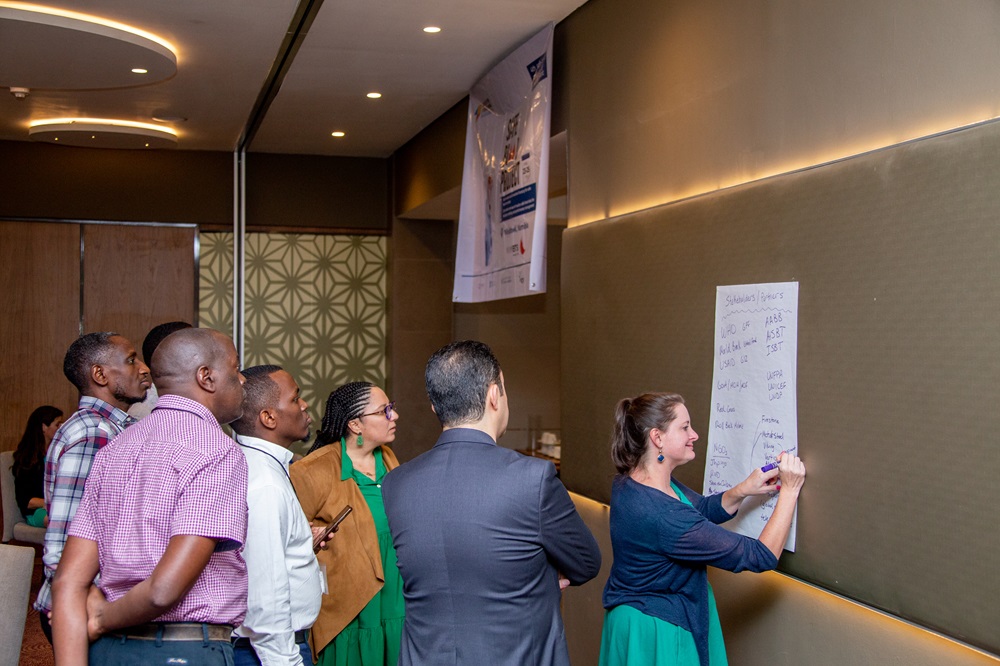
317, 445, 405, 666
598, 481, 728, 666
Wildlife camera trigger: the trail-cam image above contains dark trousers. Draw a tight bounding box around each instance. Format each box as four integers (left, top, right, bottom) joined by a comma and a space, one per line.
90, 631, 234, 665
39, 612, 53, 644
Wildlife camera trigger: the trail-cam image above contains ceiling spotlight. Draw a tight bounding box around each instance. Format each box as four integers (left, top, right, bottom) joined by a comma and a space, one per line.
366, 92, 382, 99
331, 131, 345, 138
423, 26, 441, 33
131, 68, 148, 74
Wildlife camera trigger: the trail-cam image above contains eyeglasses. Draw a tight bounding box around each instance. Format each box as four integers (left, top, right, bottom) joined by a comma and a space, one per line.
359, 401, 396, 420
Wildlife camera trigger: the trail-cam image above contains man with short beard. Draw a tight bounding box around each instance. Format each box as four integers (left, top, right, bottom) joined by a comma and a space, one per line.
230, 365, 323, 665
53, 328, 248, 665
34, 332, 151, 643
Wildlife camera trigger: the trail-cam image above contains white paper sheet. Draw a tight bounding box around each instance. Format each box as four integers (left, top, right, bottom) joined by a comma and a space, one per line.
703, 282, 799, 551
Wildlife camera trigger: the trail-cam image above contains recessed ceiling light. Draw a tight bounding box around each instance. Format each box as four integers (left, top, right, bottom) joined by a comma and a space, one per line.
366, 92, 382, 99
331, 131, 345, 138
131, 68, 148, 74
423, 26, 441, 33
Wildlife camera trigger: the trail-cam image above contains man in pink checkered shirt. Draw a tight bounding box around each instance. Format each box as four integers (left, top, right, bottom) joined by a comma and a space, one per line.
53, 328, 249, 665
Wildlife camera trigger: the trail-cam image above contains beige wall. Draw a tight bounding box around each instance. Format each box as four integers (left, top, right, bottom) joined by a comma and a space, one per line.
385, 219, 564, 461
387, 218, 455, 462
545, 0, 1000, 660
454, 224, 564, 452
559, 0, 1000, 226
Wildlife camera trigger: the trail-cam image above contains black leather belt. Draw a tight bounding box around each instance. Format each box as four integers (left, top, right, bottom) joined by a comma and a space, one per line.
110, 622, 233, 642
232, 629, 308, 647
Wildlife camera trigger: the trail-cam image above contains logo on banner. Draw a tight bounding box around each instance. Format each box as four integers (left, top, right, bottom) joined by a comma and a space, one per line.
527, 53, 548, 88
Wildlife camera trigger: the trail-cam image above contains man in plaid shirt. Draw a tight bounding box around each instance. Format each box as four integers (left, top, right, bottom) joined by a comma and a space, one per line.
34, 332, 150, 642
53, 328, 249, 665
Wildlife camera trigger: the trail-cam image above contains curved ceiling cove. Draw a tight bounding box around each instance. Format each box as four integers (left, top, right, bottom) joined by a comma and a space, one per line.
28, 118, 178, 149
0, 3, 177, 90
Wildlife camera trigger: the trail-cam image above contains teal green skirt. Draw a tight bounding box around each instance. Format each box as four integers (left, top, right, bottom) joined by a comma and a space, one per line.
599, 587, 728, 666
26, 507, 47, 527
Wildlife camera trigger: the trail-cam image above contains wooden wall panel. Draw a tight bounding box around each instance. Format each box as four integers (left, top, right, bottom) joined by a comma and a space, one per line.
0, 222, 80, 451
82, 225, 197, 358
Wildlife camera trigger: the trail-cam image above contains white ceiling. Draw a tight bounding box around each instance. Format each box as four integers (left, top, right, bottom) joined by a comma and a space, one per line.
0, 0, 587, 157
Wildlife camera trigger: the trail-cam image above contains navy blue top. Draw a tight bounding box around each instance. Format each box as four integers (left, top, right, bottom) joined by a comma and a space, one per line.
603, 476, 778, 666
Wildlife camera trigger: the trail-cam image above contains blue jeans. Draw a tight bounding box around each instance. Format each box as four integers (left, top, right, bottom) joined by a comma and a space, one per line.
90, 633, 234, 665
232, 639, 313, 665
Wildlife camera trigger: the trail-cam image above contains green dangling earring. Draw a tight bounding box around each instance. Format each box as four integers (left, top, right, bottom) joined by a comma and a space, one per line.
356, 433, 364, 447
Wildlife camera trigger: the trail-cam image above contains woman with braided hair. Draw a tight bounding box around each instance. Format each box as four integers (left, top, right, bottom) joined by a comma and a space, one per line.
290, 382, 403, 665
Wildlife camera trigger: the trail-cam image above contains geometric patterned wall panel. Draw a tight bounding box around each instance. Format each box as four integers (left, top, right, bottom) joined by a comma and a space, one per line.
198, 231, 234, 334
199, 231, 387, 441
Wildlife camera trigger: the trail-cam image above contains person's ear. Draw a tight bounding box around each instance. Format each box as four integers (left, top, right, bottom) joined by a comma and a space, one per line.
91, 363, 109, 388
347, 419, 362, 436
196, 365, 215, 392
487, 382, 501, 411
259, 408, 277, 431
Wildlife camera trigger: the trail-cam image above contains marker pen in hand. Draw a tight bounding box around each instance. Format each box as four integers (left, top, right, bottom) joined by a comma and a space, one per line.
761, 460, 781, 492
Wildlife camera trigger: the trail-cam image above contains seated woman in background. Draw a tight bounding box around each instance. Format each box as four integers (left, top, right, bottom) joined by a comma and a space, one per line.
12, 405, 64, 527
289, 382, 404, 665
600, 393, 805, 666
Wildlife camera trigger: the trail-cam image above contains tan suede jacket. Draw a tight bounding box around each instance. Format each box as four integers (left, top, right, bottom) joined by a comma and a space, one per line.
289, 442, 400, 659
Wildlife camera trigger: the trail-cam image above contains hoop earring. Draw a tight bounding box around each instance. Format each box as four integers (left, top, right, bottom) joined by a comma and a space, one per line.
356, 433, 364, 447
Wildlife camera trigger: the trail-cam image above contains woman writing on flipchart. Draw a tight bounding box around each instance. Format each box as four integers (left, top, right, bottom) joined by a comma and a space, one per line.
599, 392, 806, 666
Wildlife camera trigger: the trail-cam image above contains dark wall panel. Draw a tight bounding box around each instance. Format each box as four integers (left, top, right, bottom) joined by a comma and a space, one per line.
247, 152, 388, 231
560, 120, 1000, 655
0, 141, 232, 225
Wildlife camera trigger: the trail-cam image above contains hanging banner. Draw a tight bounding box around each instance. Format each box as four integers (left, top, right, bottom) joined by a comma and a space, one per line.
453, 24, 553, 302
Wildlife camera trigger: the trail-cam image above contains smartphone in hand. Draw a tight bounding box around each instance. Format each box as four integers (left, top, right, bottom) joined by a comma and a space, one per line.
313, 505, 352, 552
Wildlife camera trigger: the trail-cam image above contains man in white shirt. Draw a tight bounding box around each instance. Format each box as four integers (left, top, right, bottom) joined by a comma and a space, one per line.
230, 365, 323, 665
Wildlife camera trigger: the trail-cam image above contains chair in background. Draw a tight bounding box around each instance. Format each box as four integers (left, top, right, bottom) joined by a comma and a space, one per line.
0, 543, 35, 664
1, 450, 46, 545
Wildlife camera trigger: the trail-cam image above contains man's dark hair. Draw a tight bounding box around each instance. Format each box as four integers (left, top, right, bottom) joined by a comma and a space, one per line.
63, 332, 120, 393
142, 321, 192, 374
230, 365, 282, 436
425, 340, 503, 427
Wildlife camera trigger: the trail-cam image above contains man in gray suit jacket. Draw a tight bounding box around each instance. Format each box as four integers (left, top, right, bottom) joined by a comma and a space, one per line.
382, 340, 601, 665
